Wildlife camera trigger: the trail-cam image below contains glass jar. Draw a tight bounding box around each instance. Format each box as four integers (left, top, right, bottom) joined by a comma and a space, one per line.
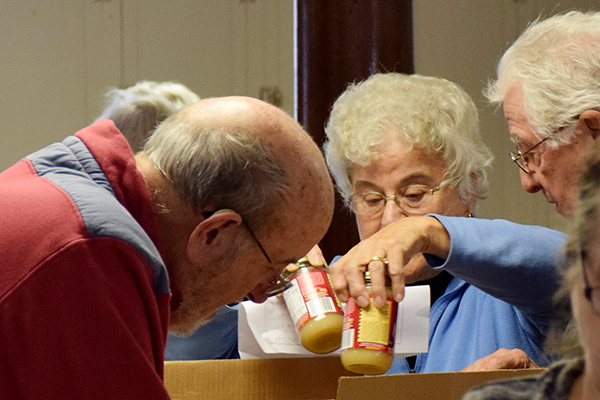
281, 257, 344, 354
340, 271, 398, 374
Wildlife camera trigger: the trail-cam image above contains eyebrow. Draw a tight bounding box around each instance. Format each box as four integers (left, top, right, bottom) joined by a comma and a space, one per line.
510, 135, 535, 150
353, 173, 436, 192
352, 180, 383, 192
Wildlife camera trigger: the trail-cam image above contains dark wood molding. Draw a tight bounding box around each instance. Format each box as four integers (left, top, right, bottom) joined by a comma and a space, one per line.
296, 0, 414, 261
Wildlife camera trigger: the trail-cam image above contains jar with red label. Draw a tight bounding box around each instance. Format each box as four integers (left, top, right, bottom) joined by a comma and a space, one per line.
281, 256, 344, 354
340, 271, 398, 374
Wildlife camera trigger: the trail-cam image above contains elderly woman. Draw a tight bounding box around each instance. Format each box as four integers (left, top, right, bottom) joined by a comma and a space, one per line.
325, 73, 565, 373
462, 141, 600, 399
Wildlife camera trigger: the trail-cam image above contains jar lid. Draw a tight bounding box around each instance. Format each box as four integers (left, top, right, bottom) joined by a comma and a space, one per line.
297, 256, 310, 266
364, 271, 391, 286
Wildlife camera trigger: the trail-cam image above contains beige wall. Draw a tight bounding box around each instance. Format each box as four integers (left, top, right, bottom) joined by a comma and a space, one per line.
1, 0, 597, 230
0, 0, 293, 170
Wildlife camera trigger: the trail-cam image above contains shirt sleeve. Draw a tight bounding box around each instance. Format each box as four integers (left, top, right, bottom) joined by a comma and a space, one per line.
424, 215, 567, 316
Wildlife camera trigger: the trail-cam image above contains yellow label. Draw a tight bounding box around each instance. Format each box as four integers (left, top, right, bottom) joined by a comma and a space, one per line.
357, 299, 391, 345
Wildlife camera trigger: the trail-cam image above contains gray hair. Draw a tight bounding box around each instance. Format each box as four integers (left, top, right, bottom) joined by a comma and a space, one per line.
486, 11, 600, 147
324, 73, 493, 209
142, 111, 289, 232
97, 81, 201, 152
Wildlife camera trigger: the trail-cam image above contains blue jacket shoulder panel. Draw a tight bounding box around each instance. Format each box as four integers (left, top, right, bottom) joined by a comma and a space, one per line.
27, 136, 170, 294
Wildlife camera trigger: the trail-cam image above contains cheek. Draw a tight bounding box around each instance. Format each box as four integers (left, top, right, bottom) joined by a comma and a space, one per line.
431, 196, 468, 217
356, 214, 380, 240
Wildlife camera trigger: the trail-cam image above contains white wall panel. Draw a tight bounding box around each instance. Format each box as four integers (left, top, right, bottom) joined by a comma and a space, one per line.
0, 0, 120, 170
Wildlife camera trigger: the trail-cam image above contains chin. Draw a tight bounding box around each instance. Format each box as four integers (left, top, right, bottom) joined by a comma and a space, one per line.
169, 307, 218, 336
555, 203, 574, 219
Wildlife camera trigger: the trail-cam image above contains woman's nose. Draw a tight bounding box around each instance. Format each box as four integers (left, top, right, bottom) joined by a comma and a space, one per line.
381, 198, 408, 228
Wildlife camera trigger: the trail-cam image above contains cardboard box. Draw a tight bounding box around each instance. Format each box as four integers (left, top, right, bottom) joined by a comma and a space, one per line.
164, 358, 544, 400
335, 368, 545, 400
164, 357, 358, 400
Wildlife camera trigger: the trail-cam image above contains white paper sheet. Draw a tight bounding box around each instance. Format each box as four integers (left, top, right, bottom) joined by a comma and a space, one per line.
238, 285, 430, 359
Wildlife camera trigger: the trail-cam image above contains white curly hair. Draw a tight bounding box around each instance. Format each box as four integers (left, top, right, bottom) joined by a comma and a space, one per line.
324, 73, 493, 210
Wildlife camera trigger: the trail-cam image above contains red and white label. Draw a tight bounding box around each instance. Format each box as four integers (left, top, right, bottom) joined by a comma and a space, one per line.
283, 269, 343, 331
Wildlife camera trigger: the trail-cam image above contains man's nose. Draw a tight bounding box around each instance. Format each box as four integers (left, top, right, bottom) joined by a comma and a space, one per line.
245, 279, 275, 304
381, 198, 408, 228
245, 288, 269, 304
519, 168, 542, 194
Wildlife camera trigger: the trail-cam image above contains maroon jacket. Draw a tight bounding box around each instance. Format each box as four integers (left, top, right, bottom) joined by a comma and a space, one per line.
0, 120, 175, 399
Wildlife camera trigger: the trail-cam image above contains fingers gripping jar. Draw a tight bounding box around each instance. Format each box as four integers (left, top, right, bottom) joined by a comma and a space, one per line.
340, 271, 398, 374
282, 257, 344, 354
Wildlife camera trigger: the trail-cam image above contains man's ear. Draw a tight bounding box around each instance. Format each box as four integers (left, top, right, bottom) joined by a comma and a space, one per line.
186, 210, 242, 264
580, 109, 600, 140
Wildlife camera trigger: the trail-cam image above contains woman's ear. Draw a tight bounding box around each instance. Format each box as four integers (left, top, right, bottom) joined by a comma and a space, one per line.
466, 171, 479, 215
186, 209, 243, 264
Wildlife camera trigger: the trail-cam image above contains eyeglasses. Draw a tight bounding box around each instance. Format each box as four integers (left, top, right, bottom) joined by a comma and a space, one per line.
203, 210, 271, 264
265, 275, 293, 297
581, 251, 600, 315
347, 179, 450, 217
509, 137, 548, 174
204, 210, 281, 299
509, 115, 583, 174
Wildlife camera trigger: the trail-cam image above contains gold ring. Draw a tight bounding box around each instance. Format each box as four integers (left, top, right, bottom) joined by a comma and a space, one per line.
369, 256, 388, 265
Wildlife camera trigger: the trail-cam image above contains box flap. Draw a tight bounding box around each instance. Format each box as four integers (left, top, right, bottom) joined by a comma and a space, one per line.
164, 357, 358, 400
335, 369, 545, 400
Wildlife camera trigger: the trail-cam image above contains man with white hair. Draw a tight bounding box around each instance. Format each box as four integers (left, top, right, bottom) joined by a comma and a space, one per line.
486, 10, 600, 219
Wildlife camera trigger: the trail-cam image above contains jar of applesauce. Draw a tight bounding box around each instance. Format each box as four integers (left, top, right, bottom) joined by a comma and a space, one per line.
340, 271, 398, 374
281, 256, 344, 354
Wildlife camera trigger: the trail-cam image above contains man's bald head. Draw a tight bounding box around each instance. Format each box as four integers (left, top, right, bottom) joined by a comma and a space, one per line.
143, 96, 334, 256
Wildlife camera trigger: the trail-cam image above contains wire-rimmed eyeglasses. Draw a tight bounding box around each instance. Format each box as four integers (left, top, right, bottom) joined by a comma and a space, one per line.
509, 115, 582, 174
509, 137, 548, 174
204, 210, 287, 298
581, 250, 600, 315
347, 179, 450, 217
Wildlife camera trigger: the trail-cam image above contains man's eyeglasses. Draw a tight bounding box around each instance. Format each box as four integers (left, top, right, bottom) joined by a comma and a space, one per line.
509, 115, 582, 174
509, 137, 548, 174
347, 179, 450, 217
203, 210, 271, 264
581, 250, 600, 315
204, 209, 282, 300
265, 275, 293, 297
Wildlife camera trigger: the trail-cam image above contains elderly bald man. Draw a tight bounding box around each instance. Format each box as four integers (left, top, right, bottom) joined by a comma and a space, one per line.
0, 96, 334, 399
